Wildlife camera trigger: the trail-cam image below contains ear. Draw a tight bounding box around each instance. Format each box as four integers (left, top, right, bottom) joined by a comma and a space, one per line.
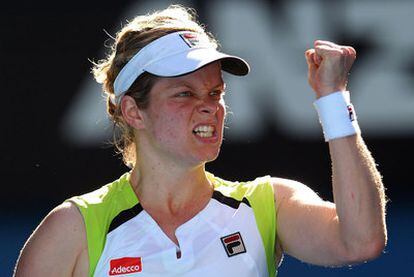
120, 95, 146, 129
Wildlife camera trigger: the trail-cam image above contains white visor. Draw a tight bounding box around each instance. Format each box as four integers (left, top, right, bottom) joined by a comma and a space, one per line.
112, 31, 249, 104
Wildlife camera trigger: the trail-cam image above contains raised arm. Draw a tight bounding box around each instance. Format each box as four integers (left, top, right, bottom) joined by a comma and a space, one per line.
273, 40, 387, 266
14, 202, 88, 277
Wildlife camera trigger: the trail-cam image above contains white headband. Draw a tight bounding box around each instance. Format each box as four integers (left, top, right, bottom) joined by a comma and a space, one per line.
112, 31, 249, 104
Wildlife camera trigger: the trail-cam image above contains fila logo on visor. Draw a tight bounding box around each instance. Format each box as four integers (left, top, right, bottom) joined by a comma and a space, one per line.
179, 33, 210, 48
221, 232, 247, 257
109, 257, 142, 275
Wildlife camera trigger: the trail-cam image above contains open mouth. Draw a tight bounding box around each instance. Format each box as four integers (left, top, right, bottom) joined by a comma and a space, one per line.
192, 125, 215, 138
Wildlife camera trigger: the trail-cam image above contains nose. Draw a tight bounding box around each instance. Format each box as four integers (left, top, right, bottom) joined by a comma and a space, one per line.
198, 98, 219, 114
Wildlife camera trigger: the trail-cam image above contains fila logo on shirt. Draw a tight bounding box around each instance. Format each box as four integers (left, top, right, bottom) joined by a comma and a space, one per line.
221, 232, 247, 257
109, 257, 142, 275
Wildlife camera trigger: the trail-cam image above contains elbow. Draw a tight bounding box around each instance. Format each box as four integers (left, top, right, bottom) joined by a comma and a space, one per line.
341, 233, 387, 264
358, 236, 387, 261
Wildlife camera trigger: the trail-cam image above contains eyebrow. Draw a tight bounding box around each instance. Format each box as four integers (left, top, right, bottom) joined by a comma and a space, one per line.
166, 81, 225, 91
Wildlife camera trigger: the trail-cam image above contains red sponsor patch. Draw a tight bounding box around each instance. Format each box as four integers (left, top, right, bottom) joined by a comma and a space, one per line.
109, 257, 142, 275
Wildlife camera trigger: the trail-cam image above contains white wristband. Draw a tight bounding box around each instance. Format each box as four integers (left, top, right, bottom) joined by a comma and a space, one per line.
313, 91, 361, 142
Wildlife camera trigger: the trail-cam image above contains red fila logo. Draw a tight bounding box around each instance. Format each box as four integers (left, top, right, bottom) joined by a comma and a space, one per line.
109, 257, 142, 275
220, 232, 247, 257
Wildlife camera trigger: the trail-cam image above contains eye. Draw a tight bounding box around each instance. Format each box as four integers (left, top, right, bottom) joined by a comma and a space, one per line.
176, 91, 192, 97
210, 90, 225, 99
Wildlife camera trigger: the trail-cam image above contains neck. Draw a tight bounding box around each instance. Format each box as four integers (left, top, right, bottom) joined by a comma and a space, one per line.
129, 157, 213, 214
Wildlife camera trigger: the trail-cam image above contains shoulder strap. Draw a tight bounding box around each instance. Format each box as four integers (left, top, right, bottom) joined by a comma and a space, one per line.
66, 173, 137, 277
210, 174, 277, 277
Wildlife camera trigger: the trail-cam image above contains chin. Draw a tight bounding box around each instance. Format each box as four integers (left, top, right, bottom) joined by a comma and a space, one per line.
191, 149, 221, 165
203, 150, 221, 163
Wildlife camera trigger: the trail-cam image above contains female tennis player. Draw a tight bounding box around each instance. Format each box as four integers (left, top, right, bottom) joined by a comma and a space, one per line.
14, 5, 387, 277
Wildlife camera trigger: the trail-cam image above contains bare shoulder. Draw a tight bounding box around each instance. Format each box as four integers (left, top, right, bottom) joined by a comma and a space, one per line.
14, 201, 89, 277
270, 177, 326, 209
270, 176, 335, 229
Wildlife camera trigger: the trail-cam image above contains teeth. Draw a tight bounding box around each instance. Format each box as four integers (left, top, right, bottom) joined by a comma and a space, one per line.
193, 125, 215, 138
194, 125, 214, 133
197, 132, 213, 138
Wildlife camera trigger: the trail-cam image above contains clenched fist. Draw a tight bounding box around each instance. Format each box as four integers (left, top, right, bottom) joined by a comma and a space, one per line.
305, 40, 356, 98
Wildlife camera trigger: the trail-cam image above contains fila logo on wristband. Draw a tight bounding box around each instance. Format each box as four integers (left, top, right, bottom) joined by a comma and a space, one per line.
109, 257, 142, 275
347, 104, 356, 121
313, 91, 361, 141
221, 232, 247, 257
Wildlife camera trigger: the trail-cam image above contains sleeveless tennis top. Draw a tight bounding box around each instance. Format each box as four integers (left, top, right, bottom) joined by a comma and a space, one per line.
68, 172, 277, 277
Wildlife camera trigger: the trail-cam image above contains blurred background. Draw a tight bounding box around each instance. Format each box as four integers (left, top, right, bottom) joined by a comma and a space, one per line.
2, 0, 413, 275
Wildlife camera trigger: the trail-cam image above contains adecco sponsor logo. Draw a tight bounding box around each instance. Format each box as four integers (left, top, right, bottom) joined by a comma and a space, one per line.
109, 257, 142, 275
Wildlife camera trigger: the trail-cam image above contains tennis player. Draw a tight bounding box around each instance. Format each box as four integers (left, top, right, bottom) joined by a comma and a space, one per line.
14, 5, 387, 277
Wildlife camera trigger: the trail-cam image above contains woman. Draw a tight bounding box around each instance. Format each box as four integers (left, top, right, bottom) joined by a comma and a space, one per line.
15, 5, 387, 277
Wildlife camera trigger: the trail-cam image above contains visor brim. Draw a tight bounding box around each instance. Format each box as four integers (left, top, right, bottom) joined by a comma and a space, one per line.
144, 48, 249, 77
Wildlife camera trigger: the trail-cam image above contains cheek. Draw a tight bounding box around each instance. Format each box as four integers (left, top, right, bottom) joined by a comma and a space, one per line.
219, 103, 227, 123
152, 111, 187, 141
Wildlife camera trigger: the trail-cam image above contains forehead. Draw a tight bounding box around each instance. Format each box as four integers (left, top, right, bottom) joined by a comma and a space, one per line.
153, 61, 224, 90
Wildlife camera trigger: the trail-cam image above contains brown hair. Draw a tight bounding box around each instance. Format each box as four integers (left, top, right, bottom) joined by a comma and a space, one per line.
92, 5, 218, 167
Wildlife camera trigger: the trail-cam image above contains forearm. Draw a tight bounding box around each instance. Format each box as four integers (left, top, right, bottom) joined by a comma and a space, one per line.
305, 40, 387, 263
329, 134, 387, 257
